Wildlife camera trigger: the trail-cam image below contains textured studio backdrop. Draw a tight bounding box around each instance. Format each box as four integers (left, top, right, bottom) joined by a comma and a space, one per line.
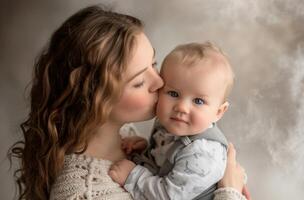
1, 0, 303, 199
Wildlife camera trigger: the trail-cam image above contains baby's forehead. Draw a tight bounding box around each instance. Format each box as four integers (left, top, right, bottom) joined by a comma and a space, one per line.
163, 51, 229, 73
163, 54, 232, 89
198, 50, 229, 67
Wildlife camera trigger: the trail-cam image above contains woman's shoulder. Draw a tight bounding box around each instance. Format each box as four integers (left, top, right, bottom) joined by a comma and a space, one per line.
50, 154, 132, 200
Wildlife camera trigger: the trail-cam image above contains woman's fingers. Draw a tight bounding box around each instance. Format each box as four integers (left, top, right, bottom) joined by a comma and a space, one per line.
236, 163, 247, 184
218, 142, 248, 195
242, 185, 251, 200
227, 142, 237, 165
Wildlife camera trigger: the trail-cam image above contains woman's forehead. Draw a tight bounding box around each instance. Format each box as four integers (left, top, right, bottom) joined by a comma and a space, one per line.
125, 33, 154, 81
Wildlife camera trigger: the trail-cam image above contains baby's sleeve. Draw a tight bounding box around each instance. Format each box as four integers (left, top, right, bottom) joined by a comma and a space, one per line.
164, 139, 227, 199
124, 139, 227, 200
124, 165, 171, 200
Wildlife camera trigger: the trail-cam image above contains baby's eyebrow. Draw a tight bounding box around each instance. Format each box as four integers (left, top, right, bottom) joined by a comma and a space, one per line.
195, 93, 209, 99
163, 83, 175, 89
165, 84, 209, 98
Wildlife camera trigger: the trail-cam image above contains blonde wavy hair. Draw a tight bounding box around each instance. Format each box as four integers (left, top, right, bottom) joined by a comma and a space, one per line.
8, 5, 143, 200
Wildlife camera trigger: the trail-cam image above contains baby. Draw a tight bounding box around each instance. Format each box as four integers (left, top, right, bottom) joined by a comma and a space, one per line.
109, 42, 235, 200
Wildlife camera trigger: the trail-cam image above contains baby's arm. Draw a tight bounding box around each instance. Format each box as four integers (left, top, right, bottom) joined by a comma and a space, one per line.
121, 140, 227, 200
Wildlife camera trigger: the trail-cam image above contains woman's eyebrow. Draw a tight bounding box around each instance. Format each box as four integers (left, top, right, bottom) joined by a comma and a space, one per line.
127, 48, 156, 83
127, 67, 148, 82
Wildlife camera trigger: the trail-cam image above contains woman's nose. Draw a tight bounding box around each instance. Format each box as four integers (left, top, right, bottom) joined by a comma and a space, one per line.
149, 67, 164, 92
173, 100, 189, 114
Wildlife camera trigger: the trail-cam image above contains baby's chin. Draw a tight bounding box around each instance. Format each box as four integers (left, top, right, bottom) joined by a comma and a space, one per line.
163, 123, 208, 136
161, 124, 190, 136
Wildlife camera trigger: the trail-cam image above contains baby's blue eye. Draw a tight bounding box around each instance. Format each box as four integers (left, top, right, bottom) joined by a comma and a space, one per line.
193, 98, 204, 105
167, 91, 179, 98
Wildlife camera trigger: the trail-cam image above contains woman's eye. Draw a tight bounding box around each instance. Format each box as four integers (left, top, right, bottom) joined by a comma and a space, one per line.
152, 61, 159, 73
133, 81, 145, 88
152, 61, 158, 68
167, 91, 179, 98
193, 98, 205, 105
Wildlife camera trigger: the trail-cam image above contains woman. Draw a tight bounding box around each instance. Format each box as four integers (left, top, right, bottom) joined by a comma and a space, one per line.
8, 5, 249, 200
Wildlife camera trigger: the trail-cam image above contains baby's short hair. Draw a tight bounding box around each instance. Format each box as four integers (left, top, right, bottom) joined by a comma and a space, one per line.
161, 42, 234, 101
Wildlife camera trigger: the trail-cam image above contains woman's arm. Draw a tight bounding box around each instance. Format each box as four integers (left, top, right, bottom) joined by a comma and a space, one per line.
214, 143, 251, 200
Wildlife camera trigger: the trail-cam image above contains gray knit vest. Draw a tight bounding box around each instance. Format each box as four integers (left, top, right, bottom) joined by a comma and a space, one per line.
132, 120, 228, 200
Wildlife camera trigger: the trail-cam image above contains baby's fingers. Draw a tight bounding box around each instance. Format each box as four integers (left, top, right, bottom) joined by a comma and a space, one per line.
109, 163, 118, 172
121, 140, 132, 153
133, 140, 147, 150
125, 146, 133, 154
108, 168, 120, 183
121, 139, 128, 148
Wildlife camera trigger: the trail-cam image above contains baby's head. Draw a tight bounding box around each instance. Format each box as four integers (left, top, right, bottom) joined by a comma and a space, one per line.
156, 42, 234, 136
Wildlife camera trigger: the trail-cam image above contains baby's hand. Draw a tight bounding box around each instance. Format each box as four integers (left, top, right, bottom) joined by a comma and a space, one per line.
108, 159, 136, 186
122, 136, 148, 155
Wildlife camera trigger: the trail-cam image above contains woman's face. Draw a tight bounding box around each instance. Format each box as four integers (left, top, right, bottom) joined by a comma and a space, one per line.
109, 33, 164, 124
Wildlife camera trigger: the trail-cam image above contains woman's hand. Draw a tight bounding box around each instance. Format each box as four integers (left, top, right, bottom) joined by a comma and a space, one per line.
218, 143, 251, 200
122, 136, 148, 155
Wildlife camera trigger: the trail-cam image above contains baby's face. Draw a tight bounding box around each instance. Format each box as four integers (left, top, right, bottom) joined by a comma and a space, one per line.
156, 58, 228, 136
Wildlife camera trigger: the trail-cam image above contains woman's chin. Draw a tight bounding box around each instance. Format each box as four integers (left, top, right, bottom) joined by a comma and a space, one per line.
140, 112, 156, 121
127, 111, 156, 123
142, 106, 157, 120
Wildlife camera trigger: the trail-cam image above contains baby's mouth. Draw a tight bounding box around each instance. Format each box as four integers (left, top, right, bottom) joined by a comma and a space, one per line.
170, 117, 188, 124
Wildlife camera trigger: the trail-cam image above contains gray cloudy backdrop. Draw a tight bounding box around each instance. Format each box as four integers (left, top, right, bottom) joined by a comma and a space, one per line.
1, 0, 303, 199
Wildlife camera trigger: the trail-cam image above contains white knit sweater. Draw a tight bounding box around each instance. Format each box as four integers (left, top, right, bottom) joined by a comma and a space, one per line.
49, 124, 246, 200
50, 154, 132, 200
50, 153, 246, 200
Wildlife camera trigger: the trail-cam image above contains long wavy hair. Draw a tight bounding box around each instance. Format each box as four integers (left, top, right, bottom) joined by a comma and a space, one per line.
8, 5, 143, 200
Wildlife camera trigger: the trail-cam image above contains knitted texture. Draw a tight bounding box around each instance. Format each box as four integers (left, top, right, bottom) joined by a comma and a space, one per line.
50, 154, 132, 200
214, 187, 247, 200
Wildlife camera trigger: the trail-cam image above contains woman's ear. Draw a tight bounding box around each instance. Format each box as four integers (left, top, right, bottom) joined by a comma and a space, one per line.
215, 101, 229, 122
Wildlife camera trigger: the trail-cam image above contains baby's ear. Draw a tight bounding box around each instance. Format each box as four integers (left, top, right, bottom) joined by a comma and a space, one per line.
215, 101, 229, 122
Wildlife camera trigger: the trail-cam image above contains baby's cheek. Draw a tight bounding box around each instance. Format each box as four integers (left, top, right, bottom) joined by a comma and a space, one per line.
192, 114, 209, 132
156, 97, 167, 118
